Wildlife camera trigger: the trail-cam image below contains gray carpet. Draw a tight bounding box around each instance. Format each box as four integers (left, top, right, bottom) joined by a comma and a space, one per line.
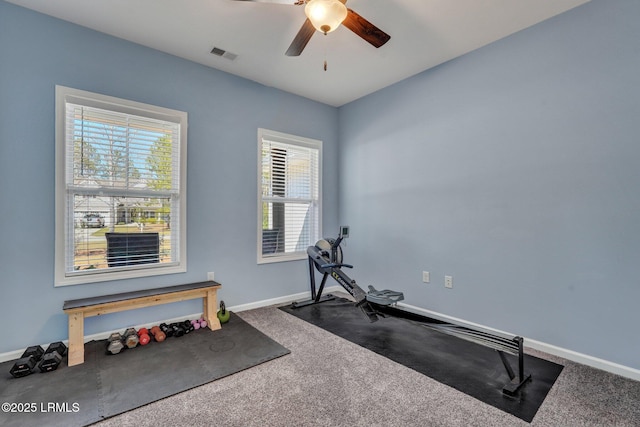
91, 303, 640, 427
0, 313, 289, 427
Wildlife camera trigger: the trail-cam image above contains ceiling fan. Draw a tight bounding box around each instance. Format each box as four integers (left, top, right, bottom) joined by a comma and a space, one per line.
231, 0, 391, 56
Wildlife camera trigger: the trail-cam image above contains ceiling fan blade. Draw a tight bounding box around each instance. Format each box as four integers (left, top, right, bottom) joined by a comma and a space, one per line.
342, 8, 390, 48
285, 18, 315, 56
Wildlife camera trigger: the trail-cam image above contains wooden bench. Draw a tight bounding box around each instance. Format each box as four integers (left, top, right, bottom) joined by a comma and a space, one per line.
63, 281, 222, 366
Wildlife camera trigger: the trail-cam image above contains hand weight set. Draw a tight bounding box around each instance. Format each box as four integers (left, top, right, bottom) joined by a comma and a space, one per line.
106, 327, 153, 354
101, 318, 204, 356
10, 342, 68, 377
170, 322, 186, 337
157, 321, 193, 338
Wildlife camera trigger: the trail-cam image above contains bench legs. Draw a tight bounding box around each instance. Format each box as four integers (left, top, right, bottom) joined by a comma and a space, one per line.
203, 289, 222, 331
67, 312, 85, 367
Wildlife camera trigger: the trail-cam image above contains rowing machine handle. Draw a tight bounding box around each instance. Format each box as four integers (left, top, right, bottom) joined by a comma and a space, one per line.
319, 263, 353, 269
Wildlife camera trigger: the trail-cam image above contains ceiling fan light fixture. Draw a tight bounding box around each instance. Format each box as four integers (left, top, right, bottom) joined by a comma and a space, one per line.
304, 0, 348, 34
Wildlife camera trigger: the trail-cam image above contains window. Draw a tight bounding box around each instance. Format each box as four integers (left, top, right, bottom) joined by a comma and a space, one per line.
258, 128, 321, 263
55, 86, 187, 286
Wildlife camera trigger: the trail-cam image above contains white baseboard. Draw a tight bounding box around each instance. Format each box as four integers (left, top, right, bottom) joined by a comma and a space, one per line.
524, 338, 640, 381
225, 289, 316, 313
397, 302, 640, 382
4, 287, 638, 382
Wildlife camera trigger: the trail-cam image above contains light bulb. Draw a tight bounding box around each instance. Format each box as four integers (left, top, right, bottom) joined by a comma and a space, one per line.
304, 0, 348, 34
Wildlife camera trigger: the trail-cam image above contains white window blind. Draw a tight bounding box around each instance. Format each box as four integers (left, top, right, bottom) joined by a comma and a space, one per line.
258, 129, 321, 263
55, 86, 187, 285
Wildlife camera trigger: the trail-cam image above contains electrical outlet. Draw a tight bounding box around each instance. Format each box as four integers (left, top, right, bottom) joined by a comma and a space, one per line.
445, 275, 453, 289
422, 271, 430, 283
207, 272, 215, 281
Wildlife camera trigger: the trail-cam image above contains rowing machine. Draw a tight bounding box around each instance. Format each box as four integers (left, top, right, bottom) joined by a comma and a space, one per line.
291, 227, 531, 395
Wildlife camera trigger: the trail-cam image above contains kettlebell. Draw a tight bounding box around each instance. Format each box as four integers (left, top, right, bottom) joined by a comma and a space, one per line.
217, 301, 230, 324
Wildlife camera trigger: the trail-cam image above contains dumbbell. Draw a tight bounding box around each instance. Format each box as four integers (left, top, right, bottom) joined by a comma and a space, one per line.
10, 357, 37, 378
9, 345, 45, 378
182, 320, 195, 334
150, 326, 166, 342
137, 328, 151, 346
39, 342, 67, 373
23, 345, 45, 360
107, 333, 125, 355
159, 323, 174, 338
170, 322, 185, 337
191, 318, 208, 330
123, 328, 139, 349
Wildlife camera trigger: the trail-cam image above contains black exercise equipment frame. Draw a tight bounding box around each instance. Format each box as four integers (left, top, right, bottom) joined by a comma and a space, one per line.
293, 234, 380, 321
292, 231, 532, 396
373, 304, 531, 396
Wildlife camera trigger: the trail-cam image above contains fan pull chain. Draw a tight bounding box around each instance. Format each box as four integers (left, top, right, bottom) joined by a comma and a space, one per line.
323, 33, 328, 71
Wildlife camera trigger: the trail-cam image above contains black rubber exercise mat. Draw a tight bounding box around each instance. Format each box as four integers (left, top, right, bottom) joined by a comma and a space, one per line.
0, 313, 289, 427
280, 297, 563, 423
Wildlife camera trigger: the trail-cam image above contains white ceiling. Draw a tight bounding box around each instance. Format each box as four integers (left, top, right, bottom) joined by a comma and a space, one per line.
6, 0, 589, 107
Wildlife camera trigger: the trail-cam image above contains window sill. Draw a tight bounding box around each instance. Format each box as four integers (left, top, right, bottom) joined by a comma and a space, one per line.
257, 252, 306, 265
54, 264, 187, 287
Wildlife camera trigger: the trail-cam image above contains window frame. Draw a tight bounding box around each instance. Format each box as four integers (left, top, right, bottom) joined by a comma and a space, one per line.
257, 128, 322, 264
54, 85, 188, 286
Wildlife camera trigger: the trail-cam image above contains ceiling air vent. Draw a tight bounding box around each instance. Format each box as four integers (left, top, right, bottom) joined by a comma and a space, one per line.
210, 46, 238, 61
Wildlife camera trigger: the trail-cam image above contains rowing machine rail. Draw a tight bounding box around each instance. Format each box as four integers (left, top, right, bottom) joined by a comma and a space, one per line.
373, 304, 532, 395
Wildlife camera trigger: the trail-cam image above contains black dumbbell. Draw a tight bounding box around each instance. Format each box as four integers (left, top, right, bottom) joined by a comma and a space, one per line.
170, 323, 185, 337
10, 357, 37, 378
159, 323, 174, 338
23, 345, 45, 360
182, 320, 195, 334
45, 342, 67, 357
9, 345, 45, 378
38, 342, 67, 373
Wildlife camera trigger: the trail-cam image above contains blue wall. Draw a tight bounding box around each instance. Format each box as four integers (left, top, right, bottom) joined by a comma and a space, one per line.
338, 0, 640, 369
0, 1, 339, 353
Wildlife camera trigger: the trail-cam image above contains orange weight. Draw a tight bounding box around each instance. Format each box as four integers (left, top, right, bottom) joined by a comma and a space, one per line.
150, 326, 166, 342
137, 328, 150, 345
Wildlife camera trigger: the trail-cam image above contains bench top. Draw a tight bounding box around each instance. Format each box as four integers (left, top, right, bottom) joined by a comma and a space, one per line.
63, 281, 221, 311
